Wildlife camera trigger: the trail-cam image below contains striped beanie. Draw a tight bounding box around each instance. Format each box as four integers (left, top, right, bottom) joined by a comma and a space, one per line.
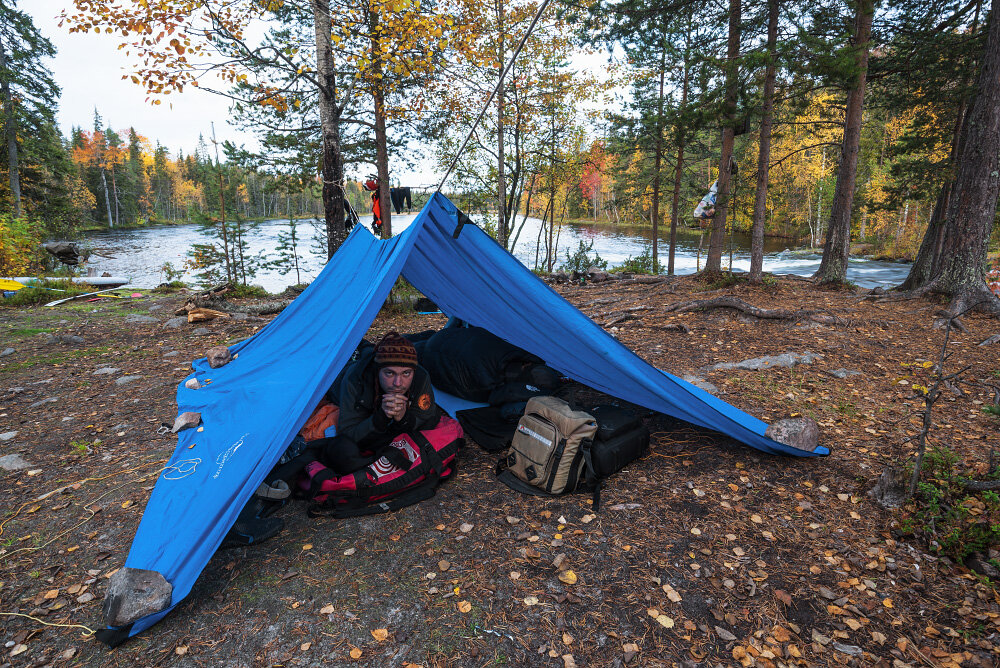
374, 331, 418, 368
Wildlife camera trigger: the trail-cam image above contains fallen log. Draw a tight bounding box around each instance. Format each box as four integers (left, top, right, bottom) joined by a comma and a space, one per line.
663, 296, 850, 325
978, 333, 1000, 347
229, 299, 293, 316
187, 307, 231, 323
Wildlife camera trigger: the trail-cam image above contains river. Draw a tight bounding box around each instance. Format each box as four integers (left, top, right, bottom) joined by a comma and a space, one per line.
80, 213, 912, 292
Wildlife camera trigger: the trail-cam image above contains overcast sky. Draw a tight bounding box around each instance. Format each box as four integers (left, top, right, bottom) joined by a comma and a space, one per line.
26, 0, 257, 157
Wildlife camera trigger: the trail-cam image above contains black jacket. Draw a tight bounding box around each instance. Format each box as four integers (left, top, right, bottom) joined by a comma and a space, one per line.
337, 350, 441, 449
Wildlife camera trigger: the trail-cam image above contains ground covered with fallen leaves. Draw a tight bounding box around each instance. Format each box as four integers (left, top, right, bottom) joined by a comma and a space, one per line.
1, 275, 999, 668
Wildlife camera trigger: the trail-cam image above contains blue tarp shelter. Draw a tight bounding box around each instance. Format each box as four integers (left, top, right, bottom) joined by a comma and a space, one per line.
99, 193, 828, 645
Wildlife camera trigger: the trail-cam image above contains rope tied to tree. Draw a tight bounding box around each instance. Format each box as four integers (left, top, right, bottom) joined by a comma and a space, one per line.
436, 0, 554, 194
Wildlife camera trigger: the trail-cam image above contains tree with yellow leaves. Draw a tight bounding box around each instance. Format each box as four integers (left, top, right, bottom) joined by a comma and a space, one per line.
62, 0, 482, 252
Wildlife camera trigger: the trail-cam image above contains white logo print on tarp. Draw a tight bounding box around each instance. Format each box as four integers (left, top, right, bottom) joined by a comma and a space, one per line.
214, 433, 250, 479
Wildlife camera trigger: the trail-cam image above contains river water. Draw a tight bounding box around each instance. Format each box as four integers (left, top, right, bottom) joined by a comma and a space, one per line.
80, 213, 912, 292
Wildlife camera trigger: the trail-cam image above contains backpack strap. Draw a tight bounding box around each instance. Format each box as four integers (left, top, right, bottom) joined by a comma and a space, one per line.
580, 438, 602, 511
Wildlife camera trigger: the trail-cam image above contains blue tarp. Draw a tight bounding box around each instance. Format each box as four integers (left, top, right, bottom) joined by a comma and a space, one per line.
108, 192, 827, 642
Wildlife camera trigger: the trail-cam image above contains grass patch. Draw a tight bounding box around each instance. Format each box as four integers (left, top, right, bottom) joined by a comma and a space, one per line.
6, 327, 54, 337
0, 346, 112, 372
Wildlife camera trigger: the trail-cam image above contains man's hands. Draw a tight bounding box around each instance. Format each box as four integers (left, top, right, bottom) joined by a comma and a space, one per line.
381, 392, 409, 422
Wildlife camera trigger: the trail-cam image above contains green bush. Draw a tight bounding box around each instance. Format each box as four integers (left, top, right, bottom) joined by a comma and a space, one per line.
1, 280, 90, 307
614, 248, 663, 275
898, 445, 1000, 562
560, 239, 608, 273
228, 284, 270, 299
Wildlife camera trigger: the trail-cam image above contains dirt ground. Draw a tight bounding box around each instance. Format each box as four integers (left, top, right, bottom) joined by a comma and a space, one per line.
1, 275, 999, 668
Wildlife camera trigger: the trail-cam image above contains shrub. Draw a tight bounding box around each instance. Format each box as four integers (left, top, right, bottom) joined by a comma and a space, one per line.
0, 216, 40, 277
614, 248, 663, 275
898, 445, 1000, 562
1, 280, 89, 307
560, 239, 608, 273
228, 284, 269, 299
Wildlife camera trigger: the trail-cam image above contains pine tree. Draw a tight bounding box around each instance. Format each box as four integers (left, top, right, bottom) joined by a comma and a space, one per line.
0, 0, 60, 220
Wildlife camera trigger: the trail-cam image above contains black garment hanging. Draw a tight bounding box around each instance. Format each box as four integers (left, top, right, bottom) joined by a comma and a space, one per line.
389, 187, 412, 214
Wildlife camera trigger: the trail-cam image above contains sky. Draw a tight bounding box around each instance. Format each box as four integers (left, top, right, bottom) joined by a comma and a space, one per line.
25, 0, 259, 158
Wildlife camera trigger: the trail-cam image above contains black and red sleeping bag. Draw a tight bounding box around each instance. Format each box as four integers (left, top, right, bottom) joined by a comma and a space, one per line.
300, 416, 463, 517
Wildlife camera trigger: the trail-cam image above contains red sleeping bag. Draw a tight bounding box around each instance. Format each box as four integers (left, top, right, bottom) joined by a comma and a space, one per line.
300, 416, 463, 517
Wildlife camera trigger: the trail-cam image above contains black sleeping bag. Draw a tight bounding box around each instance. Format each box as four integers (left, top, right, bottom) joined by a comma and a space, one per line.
420, 326, 545, 403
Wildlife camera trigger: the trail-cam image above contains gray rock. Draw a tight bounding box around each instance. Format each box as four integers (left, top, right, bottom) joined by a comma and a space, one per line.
60, 334, 85, 344
0, 454, 30, 471
7, 386, 24, 394
703, 351, 822, 373
102, 567, 173, 627
764, 417, 820, 452
191, 327, 211, 336
206, 346, 232, 369
232, 312, 249, 321
43, 333, 58, 344
681, 374, 720, 394
184, 378, 202, 390
115, 375, 143, 386
93, 367, 120, 375
163, 317, 188, 329
0, 347, 13, 357
827, 368, 861, 379
868, 466, 908, 509
965, 553, 1000, 578
171, 412, 202, 433
29, 397, 59, 409
124, 314, 159, 324
42, 241, 86, 265
0, 431, 16, 441
162, 351, 180, 358
148, 304, 162, 312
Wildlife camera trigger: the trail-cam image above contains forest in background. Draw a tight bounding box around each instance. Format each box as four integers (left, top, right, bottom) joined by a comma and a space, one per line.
0, 0, 998, 304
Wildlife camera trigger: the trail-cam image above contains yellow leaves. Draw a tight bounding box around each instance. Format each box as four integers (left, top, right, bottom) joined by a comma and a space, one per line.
457, 600, 471, 613
320, 604, 335, 614
370, 628, 389, 642
558, 570, 578, 585
349, 647, 362, 659
662, 583, 682, 603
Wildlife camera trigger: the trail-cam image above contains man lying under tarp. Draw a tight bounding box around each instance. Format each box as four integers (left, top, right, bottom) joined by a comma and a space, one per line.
221, 332, 463, 544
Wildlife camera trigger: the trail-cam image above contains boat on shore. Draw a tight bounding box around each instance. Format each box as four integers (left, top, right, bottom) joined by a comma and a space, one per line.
5, 276, 131, 288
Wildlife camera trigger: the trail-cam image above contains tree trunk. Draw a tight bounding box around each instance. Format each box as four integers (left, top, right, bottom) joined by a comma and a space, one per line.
900, 70, 974, 290
814, 0, 873, 284
312, 0, 347, 258
368, 9, 391, 238
0, 36, 21, 219
100, 169, 114, 228
705, 0, 740, 273
749, 0, 779, 283
931, 0, 1000, 311
651, 37, 667, 273
668, 25, 692, 276
496, 0, 507, 248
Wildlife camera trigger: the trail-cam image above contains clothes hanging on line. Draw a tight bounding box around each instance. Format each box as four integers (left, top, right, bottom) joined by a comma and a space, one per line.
390, 187, 412, 214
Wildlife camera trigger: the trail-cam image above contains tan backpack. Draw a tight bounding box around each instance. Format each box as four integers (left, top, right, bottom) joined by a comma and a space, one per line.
497, 396, 599, 500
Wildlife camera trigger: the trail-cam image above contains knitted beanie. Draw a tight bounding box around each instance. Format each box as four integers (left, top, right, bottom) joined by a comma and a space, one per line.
373, 331, 418, 368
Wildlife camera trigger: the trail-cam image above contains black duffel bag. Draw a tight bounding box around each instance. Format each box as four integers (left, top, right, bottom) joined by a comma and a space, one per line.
587, 405, 650, 478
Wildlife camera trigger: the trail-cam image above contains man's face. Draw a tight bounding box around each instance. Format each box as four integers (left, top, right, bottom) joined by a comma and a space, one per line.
378, 365, 414, 394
